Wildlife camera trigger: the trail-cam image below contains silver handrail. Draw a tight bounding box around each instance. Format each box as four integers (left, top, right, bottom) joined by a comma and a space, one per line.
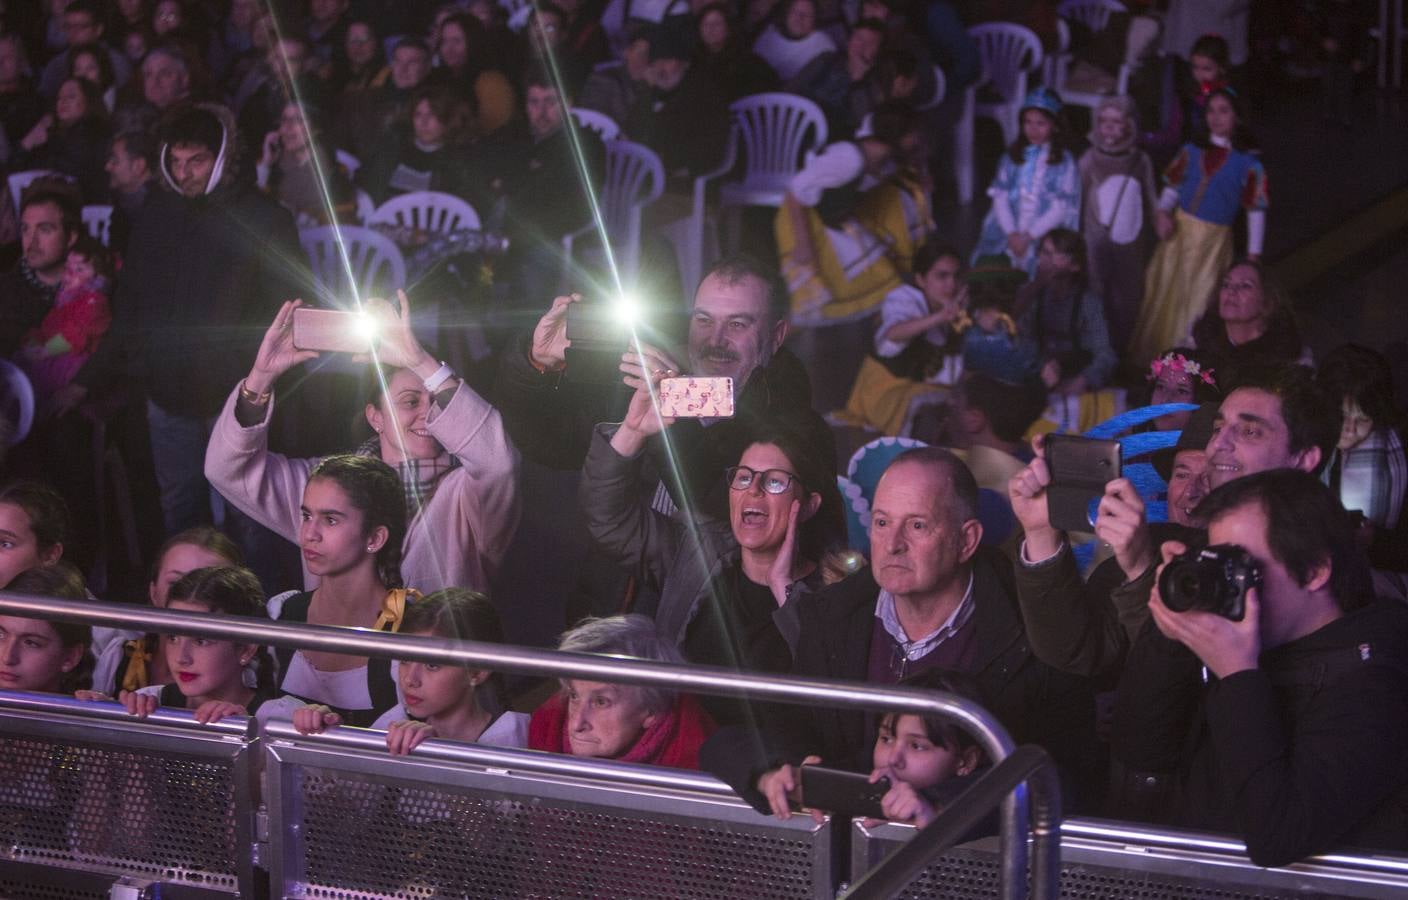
0, 590, 1051, 900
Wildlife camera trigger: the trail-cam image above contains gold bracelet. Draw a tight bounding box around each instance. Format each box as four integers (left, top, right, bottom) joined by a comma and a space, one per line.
239, 380, 272, 406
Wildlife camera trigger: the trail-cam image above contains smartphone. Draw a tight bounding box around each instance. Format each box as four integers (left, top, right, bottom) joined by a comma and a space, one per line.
291, 307, 373, 354
799, 765, 890, 819
658, 377, 735, 418
1044, 433, 1121, 533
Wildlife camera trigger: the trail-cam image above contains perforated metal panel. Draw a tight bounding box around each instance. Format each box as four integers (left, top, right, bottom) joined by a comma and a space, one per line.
0, 733, 241, 891
272, 757, 832, 900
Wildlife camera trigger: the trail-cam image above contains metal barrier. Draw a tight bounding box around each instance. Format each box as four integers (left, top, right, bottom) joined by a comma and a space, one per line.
263, 719, 834, 899
0, 592, 1056, 900
851, 818, 1408, 899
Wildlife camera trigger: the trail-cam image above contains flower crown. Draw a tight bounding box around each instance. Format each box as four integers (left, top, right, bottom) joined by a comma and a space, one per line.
1148, 352, 1216, 387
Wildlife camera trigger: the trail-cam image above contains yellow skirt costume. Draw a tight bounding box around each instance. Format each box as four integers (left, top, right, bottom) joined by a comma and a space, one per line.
1127, 209, 1232, 365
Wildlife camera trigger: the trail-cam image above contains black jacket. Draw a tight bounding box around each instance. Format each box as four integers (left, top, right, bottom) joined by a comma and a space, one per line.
0, 264, 58, 358
1112, 598, 1408, 866
75, 103, 304, 418
703, 549, 1100, 812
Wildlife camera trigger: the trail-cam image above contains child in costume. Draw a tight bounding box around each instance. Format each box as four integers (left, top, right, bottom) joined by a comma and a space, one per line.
1078, 95, 1157, 352
971, 86, 1080, 278
16, 236, 113, 412
1129, 86, 1266, 365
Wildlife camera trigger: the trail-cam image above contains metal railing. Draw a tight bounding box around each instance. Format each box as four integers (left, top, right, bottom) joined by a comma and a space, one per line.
0, 591, 1059, 900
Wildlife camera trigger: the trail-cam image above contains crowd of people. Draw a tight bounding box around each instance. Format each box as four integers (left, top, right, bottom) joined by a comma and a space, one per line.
1, 0, 1406, 879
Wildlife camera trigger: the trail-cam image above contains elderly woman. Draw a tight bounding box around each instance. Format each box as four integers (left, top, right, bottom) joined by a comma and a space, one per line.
528, 615, 716, 769
203, 294, 520, 595
580, 379, 846, 692
1190, 258, 1307, 388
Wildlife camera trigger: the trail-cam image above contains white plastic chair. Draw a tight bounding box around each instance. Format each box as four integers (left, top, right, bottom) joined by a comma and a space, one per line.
367, 191, 480, 234
0, 359, 35, 447
8, 169, 60, 213
954, 82, 979, 204
968, 23, 1044, 145
299, 225, 408, 304
1048, 1, 1133, 113
82, 204, 113, 245
335, 149, 361, 178
570, 107, 621, 142
353, 188, 376, 225
562, 139, 663, 290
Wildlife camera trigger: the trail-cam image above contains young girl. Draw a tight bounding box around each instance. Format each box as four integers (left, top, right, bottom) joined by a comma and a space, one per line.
0, 480, 69, 589
267, 455, 415, 727
957, 256, 1035, 386
90, 526, 245, 696
83, 566, 276, 724
1143, 34, 1231, 166
971, 87, 1080, 278
1143, 348, 1220, 432
868, 670, 989, 826
294, 589, 528, 755
1, 563, 91, 695
15, 237, 113, 413
1013, 229, 1117, 395
1078, 95, 1158, 352
1129, 87, 1267, 365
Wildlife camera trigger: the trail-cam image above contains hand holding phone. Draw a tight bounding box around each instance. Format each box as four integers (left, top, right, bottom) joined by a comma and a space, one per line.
1044, 434, 1121, 533
799, 764, 891, 819
657, 376, 734, 418
291, 307, 377, 354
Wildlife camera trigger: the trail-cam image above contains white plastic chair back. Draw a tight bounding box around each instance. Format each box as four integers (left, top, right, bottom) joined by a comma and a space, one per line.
0, 359, 35, 447
299, 225, 408, 304
367, 191, 480, 234
1051, 1, 1133, 110
1058, 0, 1126, 31
8, 169, 60, 213
968, 23, 1043, 144
722, 92, 827, 207
82, 204, 114, 245
917, 64, 948, 111
353, 188, 376, 224
335, 149, 361, 178
570, 107, 622, 142
562, 139, 664, 285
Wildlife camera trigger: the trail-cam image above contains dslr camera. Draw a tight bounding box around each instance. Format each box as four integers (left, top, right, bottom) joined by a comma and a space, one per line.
1157, 544, 1262, 621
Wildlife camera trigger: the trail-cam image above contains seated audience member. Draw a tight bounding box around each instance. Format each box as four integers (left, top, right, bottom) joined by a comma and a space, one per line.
529, 615, 717, 769
1143, 347, 1221, 432
2, 184, 77, 356
255, 96, 356, 226
581, 399, 845, 687
780, 103, 930, 325
524, 6, 590, 94
1014, 229, 1117, 395
425, 12, 515, 135
704, 448, 1098, 814
1009, 365, 1340, 681
834, 239, 966, 437
15, 235, 112, 414
294, 589, 529, 754
0, 36, 46, 152
1113, 471, 1408, 866
599, 0, 691, 57
693, 3, 779, 101
91, 526, 244, 695
551, 0, 611, 88
262, 455, 413, 727
0, 562, 92, 695
234, 30, 316, 151
117, 40, 194, 129
793, 18, 883, 134
623, 28, 730, 183
14, 77, 112, 203
337, 37, 432, 163
1318, 344, 1408, 571
40, 0, 133, 98
948, 373, 1048, 485
105, 128, 158, 251
359, 83, 475, 204
1191, 259, 1307, 388
306, 0, 351, 74
577, 25, 651, 126
753, 0, 836, 83
80, 566, 277, 724
0, 481, 70, 589
205, 296, 519, 594
334, 18, 389, 95
68, 42, 119, 111
957, 257, 1036, 385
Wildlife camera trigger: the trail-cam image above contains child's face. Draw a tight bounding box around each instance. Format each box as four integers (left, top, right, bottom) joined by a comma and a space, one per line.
0, 502, 54, 588
0, 615, 81, 692
1190, 53, 1222, 85
163, 600, 255, 702
1339, 397, 1374, 451
973, 307, 1005, 332
1036, 239, 1078, 278
398, 628, 483, 721
1205, 94, 1236, 138
1095, 107, 1129, 150
61, 253, 96, 290
1021, 109, 1054, 146
873, 714, 972, 790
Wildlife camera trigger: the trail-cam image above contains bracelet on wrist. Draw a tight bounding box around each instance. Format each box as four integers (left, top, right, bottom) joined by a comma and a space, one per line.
422, 362, 455, 393
239, 379, 272, 406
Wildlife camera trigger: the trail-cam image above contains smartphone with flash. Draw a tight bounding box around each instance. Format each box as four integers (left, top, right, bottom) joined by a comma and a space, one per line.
657, 376, 735, 418
1044, 433, 1121, 533
291, 307, 373, 354
799, 764, 890, 819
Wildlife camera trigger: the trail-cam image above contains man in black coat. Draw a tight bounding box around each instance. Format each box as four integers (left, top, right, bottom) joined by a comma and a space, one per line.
703, 448, 1100, 815
67, 102, 304, 536
1114, 470, 1408, 867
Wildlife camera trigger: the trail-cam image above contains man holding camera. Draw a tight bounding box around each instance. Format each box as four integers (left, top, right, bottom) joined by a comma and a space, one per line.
1113, 470, 1408, 866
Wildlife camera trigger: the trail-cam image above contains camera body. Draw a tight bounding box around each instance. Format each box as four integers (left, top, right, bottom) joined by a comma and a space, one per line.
1158, 544, 1262, 621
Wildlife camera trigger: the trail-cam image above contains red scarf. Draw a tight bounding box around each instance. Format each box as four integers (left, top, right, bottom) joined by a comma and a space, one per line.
528, 693, 716, 770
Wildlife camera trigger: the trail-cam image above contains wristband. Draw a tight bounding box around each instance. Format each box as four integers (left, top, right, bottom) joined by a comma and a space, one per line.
239, 380, 271, 406
422, 362, 455, 393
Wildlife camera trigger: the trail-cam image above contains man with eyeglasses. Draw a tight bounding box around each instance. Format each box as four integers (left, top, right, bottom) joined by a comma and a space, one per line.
703, 446, 1099, 818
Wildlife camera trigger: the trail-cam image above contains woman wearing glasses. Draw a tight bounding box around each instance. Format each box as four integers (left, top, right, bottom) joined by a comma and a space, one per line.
580, 378, 846, 720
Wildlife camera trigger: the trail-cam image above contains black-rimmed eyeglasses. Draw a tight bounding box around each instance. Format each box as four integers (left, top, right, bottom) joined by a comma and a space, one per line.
726, 466, 802, 495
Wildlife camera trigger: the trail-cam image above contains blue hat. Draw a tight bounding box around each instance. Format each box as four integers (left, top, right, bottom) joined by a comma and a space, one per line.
1021, 86, 1063, 118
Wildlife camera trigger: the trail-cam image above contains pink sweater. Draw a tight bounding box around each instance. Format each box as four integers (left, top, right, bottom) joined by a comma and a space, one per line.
203, 381, 520, 593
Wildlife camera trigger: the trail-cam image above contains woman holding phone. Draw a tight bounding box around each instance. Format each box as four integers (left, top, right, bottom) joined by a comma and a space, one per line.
203, 293, 520, 595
